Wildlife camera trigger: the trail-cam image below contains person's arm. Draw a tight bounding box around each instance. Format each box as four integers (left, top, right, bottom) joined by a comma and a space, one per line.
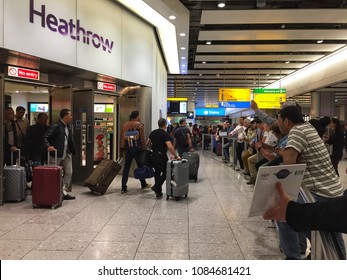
263, 183, 347, 233
186, 129, 194, 151
166, 141, 181, 160
138, 123, 146, 150
43, 124, 58, 152
251, 100, 275, 126
282, 147, 299, 164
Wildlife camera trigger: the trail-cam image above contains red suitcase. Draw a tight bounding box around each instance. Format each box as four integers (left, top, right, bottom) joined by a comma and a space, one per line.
32, 151, 63, 209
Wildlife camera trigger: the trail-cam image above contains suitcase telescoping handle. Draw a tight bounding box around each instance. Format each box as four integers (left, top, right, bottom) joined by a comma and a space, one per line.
10, 149, 21, 166
47, 149, 58, 166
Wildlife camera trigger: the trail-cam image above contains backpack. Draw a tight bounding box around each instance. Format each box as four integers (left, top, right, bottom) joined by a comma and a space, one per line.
124, 123, 142, 149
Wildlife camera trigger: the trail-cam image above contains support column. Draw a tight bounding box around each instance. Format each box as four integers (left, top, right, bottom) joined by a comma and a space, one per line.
320, 92, 334, 117
339, 105, 346, 122
310, 92, 320, 118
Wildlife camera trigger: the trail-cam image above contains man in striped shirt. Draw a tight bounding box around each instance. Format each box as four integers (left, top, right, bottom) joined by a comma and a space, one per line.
277, 105, 345, 259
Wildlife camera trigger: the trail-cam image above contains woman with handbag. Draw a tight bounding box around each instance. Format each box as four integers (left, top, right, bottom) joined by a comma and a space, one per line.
146, 118, 181, 198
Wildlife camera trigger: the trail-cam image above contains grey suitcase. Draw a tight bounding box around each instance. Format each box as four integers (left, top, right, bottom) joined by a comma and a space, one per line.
166, 159, 189, 201
4, 150, 27, 202
182, 152, 199, 182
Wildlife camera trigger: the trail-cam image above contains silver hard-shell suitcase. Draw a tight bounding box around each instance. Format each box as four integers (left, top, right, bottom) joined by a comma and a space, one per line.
166, 159, 189, 201
4, 150, 27, 202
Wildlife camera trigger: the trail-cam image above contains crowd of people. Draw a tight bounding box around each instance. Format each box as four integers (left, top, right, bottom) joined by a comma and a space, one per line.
3, 104, 347, 259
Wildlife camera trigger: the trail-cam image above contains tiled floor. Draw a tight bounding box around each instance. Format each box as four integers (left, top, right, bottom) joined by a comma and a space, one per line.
1, 152, 346, 260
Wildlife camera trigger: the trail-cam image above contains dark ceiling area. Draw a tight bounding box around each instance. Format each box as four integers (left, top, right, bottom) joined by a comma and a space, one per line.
168, 0, 347, 106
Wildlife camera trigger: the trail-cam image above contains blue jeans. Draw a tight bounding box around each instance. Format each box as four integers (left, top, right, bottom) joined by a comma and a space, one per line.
222, 141, 232, 161
121, 149, 146, 190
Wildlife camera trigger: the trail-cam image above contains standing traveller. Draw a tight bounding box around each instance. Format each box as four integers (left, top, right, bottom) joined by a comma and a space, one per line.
326, 117, 344, 176
43, 109, 76, 200
120, 110, 150, 194
147, 118, 181, 198
3, 107, 18, 166
229, 117, 246, 171
15, 106, 29, 154
173, 118, 194, 157
25, 113, 49, 165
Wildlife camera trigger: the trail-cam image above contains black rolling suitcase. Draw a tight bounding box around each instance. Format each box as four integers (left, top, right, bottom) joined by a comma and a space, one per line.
84, 159, 122, 195
182, 152, 200, 182
166, 159, 189, 201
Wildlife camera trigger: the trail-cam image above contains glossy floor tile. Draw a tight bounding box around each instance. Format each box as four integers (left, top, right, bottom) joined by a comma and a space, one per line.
1, 151, 346, 260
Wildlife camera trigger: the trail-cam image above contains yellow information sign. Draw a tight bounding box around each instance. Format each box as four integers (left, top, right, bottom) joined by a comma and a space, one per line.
253, 92, 286, 109
218, 88, 251, 102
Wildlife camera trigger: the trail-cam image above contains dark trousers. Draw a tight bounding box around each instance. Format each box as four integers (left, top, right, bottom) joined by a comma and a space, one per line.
255, 158, 269, 171
121, 148, 146, 190
177, 146, 189, 157
150, 152, 168, 194
236, 142, 244, 169
331, 156, 340, 176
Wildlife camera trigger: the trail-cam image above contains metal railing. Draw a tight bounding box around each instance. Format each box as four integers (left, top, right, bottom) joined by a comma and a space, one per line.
299, 186, 344, 260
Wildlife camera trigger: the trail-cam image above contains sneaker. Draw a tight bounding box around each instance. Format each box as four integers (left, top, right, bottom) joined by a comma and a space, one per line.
63, 194, 76, 200
156, 192, 163, 198
121, 189, 128, 194
141, 183, 152, 189
242, 172, 250, 176
246, 178, 256, 185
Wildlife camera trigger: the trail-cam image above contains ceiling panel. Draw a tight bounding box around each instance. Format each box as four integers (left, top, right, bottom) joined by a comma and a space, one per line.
196, 44, 345, 53
170, 0, 347, 108
201, 9, 347, 24
199, 30, 347, 41
195, 54, 323, 61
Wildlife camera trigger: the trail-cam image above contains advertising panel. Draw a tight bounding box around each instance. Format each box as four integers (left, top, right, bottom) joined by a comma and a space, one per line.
253, 89, 286, 109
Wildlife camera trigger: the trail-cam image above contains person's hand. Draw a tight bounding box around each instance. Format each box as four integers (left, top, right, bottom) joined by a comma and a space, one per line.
47, 146, 56, 152
274, 147, 283, 156
263, 182, 290, 222
255, 142, 262, 150
251, 100, 259, 111
10, 146, 18, 153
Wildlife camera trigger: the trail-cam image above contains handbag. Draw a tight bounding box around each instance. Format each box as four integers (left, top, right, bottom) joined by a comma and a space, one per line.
138, 149, 153, 166
134, 166, 154, 180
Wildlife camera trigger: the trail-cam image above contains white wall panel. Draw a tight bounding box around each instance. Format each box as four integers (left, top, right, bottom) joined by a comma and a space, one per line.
4, 0, 77, 66
76, 0, 122, 77
121, 8, 153, 87
0, 0, 3, 47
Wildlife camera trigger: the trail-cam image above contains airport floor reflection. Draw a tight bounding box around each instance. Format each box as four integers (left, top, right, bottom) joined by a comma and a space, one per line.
1, 152, 346, 260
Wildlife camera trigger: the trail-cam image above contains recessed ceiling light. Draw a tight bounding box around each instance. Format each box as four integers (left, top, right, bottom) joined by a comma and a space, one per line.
317, 40, 324, 44
285, 61, 290, 64
181, 56, 186, 59
194, 93, 196, 95
218, 2, 225, 8
181, 64, 186, 67
206, 41, 211, 45
179, 33, 186, 37
180, 47, 186, 50
197, 82, 200, 84
281, 24, 286, 29
182, 70, 186, 73
199, 74, 202, 76
266, 73, 270, 76
202, 61, 206, 64
169, 15, 176, 20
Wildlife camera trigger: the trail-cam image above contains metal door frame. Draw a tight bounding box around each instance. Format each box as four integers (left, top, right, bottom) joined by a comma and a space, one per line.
72, 88, 94, 184
0, 75, 4, 205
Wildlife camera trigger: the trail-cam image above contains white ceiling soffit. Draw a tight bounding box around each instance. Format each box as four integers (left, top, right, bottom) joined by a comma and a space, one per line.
187, 69, 294, 75
199, 30, 347, 41
194, 63, 308, 69
201, 9, 347, 25
195, 54, 323, 62
116, 0, 189, 74
197, 44, 345, 53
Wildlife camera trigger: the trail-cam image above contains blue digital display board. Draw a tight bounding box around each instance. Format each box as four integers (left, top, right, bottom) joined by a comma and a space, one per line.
195, 108, 225, 116
219, 101, 250, 108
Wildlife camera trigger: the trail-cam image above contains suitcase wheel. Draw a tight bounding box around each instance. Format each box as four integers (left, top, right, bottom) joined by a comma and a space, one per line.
195, 177, 197, 182
166, 195, 170, 200
175, 197, 179, 201
185, 194, 188, 198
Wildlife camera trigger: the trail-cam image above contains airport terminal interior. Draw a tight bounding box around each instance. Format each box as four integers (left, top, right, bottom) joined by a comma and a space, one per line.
2, 0, 347, 261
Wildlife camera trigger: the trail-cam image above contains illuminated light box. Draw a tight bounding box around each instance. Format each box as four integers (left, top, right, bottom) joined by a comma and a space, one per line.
218, 88, 251, 108
30, 103, 49, 112
195, 108, 225, 116
253, 89, 286, 109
